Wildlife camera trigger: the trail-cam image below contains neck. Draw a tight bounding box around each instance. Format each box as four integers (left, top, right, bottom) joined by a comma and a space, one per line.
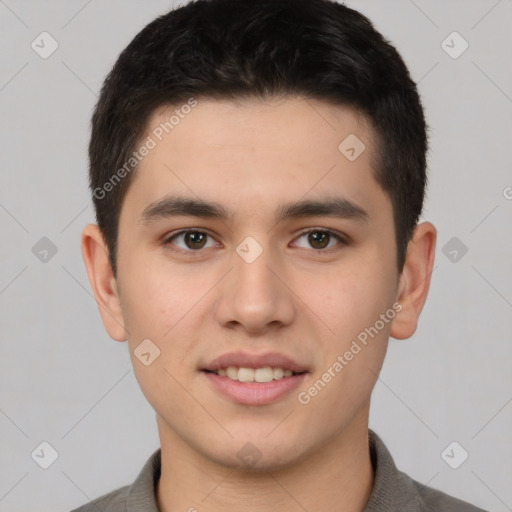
156, 408, 374, 512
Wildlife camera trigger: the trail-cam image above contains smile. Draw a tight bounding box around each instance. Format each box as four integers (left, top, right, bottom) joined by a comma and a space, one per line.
206, 366, 304, 382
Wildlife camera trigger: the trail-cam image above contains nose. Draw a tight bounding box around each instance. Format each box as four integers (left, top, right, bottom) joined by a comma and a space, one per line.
214, 238, 295, 335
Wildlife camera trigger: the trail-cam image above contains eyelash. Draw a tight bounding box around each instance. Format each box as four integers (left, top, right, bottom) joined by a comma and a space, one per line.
162, 228, 348, 255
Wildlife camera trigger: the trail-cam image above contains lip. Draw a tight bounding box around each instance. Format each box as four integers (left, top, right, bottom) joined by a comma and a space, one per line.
203, 371, 308, 405
202, 350, 308, 373
201, 351, 309, 405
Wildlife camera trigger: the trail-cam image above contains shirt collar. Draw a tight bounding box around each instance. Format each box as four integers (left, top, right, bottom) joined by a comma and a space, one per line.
364, 429, 423, 511
125, 445, 161, 511
125, 429, 423, 512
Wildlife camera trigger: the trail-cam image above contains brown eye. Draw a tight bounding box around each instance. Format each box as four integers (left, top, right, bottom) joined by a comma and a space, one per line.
294, 229, 345, 251
308, 231, 330, 249
183, 232, 207, 249
164, 230, 217, 251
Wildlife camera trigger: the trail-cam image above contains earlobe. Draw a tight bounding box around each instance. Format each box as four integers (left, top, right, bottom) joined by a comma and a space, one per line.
80, 224, 127, 342
390, 222, 437, 340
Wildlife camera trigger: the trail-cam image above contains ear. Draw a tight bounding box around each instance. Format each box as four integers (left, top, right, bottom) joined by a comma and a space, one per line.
81, 224, 126, 342
390, 221, 437, 340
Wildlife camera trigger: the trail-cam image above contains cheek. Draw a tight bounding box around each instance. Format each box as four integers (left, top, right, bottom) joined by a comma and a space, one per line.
118, 253, 193, 338
118, 260, 210, 384
312, 261, 395, 338
119, 268, 201, 416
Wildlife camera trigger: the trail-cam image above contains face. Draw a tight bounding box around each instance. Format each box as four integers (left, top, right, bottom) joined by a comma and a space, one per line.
101, 97, 405, 469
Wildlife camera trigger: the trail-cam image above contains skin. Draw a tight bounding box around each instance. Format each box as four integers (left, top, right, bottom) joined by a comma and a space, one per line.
81, 96, 436, 512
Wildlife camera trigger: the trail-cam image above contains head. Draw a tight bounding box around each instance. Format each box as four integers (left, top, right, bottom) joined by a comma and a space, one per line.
82, 0, 436, 471
89, 0, 428, 278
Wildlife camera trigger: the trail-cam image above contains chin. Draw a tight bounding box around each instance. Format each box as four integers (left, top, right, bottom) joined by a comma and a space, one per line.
212, 449, 302, 473
203, 435, 309, 473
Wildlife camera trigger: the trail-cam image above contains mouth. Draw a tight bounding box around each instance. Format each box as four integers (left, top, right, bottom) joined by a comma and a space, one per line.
203, 366, 306, 382
200, 351, 309, 405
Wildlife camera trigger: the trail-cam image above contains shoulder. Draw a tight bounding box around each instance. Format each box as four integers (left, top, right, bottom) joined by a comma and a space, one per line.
69, 484, 130, 512
68, 447, 161, 512
410, 475, 489, 512
366, 429, 488, 512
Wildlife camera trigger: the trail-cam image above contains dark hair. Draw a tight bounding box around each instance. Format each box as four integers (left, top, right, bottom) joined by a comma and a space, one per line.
89, 0, 428, 278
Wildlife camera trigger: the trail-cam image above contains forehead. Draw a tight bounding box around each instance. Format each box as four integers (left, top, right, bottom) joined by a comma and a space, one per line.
121, 96, 389, 226
145, 96, 374, 159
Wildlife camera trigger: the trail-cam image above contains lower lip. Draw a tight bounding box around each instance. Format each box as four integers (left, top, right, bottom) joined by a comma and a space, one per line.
203, 371, 308, 405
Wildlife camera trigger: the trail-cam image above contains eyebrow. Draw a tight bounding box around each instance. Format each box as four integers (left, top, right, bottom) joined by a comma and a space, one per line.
140, 194, 369, 225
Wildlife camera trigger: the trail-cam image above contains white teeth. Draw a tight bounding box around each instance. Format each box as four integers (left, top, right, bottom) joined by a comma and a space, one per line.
255, 367, 274, 383
238, 367, 255, 382
273, 367, 284, 379
226, 366, 238, 379
215, 366, 299, 382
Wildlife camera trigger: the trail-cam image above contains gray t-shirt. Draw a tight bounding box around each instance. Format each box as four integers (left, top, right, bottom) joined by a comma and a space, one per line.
70, 429, 487, 511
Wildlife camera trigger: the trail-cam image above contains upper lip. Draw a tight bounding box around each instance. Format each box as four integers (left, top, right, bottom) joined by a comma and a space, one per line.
202, 351, 309, 373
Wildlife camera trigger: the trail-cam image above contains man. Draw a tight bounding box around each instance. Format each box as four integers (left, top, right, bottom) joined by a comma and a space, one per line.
75, 0, 486, 510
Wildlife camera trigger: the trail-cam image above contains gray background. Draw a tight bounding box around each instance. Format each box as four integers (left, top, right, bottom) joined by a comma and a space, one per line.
0, 0, 511, 510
